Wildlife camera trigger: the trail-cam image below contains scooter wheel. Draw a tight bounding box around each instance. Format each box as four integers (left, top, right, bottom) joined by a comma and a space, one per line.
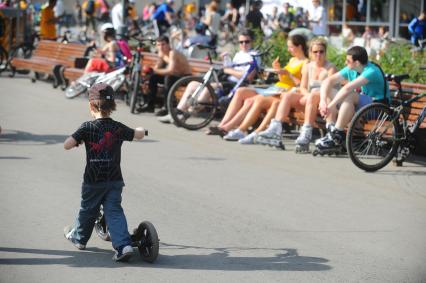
133, 221, 159, 263
312, 150, 318, 156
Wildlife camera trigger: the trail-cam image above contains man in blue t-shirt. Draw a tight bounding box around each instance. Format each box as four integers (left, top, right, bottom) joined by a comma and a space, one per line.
316, 45, 390, 150
152, 0, 175, 35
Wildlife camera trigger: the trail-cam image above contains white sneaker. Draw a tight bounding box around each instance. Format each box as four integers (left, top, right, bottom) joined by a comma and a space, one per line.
238, 131, 258, 144
223, 129, 246, 141
63, 225, 86, 250
113, 245, 133, 262
158, 114, 173, 124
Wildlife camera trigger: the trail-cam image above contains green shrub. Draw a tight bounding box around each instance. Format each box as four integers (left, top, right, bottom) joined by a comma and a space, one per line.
376, 42, 426, 84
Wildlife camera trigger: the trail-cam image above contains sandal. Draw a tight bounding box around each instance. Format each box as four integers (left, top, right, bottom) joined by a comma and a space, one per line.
205, 126, 227, 137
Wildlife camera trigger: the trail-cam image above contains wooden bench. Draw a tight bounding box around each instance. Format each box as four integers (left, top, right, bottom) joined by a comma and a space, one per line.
62, 51, 218, 91
10, 40, 87, 87
390, 81, 426, 128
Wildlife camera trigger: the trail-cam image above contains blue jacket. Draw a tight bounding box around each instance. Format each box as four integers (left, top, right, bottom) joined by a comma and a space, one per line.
408, 17, 426, 44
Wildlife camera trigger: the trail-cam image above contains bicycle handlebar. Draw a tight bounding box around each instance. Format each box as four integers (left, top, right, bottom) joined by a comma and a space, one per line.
251, 45, 273, 58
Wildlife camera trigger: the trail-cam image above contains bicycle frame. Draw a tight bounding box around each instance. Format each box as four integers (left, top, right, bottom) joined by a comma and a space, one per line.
402, 93, 426, 134
189, 54, 262, 104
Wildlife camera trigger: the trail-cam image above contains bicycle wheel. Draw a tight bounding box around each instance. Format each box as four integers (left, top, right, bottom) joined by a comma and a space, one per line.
346, 103, 401, 172
129, 70, 141, 114
0, 46, 7, 72
167, 76, 218, 130
94, 208, 111, 241
65, 82, 87, 98
132, 221, 159, 263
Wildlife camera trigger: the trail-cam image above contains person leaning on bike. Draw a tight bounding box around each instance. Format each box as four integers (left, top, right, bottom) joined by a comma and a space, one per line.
316, 46, 390, 152
138, 35, 191, 116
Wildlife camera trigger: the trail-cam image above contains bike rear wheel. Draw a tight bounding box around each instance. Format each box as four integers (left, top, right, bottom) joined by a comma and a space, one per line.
129, 70, 141, 114
65, 82, 87, 98
94, 207, 111, 241
167, 76, 218, 130
346, 103, 401, 172
0, 46, 7, 73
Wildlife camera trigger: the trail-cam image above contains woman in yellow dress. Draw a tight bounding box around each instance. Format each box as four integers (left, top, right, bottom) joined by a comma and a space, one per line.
217, 34, 308, 141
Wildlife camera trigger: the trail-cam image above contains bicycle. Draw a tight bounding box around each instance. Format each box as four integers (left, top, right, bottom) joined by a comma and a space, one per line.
346, 73, 426, 172
166, 46, 271, 130
127, 35, 156, 114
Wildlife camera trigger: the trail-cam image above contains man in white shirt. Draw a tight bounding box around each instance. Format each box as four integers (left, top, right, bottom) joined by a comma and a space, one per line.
54, 0, 65, 36
308, 0, 327, 36
111, 1, 127, 35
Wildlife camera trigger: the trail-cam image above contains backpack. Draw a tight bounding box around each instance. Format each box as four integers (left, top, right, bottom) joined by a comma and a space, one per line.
85, 0, 95, 16
117, 39, 132, 61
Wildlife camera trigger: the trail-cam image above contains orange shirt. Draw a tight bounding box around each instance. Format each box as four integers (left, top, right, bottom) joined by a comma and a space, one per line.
40, 5, 56, 40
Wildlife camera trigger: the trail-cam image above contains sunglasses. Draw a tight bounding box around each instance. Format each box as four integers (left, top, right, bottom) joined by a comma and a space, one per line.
239, 40, 251, 44
312, 50, 325, 54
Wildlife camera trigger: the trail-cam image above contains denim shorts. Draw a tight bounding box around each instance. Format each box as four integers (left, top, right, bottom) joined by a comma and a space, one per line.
356, 94, 373, 111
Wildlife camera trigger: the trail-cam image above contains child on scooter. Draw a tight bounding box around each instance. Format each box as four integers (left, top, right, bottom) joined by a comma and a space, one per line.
63, 82, 146, 262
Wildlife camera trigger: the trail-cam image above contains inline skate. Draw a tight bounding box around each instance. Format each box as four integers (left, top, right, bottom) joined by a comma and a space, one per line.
295, 125, 312, 153
312, 128, 345, 156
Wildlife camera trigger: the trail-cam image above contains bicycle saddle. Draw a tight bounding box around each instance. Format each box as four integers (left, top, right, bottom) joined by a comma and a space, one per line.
386, 74, 409, 84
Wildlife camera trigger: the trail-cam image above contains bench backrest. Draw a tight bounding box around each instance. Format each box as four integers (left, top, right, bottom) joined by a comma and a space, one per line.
33, 40, 87, 67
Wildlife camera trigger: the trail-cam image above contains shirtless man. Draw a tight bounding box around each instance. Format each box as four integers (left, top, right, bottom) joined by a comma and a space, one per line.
138, 36, 192, 116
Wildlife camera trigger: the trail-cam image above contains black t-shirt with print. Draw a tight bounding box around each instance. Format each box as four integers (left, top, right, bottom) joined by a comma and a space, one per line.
72, 118, 135, 184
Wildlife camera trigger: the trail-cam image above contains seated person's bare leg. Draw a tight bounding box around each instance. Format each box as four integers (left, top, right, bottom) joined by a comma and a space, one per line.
304, 90, 320, 126
220, 96, 255, 131
218, 87, 258, 128
275, 91, 305, 122
239, 96, 277, 132
255, 98, 280, 132
335, 92, 359, 130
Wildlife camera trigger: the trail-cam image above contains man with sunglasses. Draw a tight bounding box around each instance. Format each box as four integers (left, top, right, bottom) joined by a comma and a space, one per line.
315, 45, 390, 152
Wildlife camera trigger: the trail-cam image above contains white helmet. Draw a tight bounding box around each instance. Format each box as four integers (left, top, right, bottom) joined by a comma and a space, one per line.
101, 22, 114, 32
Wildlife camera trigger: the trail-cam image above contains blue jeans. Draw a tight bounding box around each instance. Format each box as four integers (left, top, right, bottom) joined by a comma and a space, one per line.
70, 181, 131, 250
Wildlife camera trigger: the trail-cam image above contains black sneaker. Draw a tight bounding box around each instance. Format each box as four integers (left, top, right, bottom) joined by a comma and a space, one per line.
136, 104, 155, 113
155, 108, 168, 116
113, 245, 133, 262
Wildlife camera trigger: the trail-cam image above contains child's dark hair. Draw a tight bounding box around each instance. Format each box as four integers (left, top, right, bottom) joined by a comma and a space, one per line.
88, 83, 116, 116
347, 46, 368, 65
288, 34, 308, 57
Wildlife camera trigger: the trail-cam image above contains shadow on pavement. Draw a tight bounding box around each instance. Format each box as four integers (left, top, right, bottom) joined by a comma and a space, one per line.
0, 244, 332, 271
0, 130, 68, 145
0, 156, 30, 160
0, 247, 119, 268
152, 243, 331, 271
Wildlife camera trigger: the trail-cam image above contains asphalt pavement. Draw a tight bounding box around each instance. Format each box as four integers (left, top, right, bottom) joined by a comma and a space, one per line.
1, 75, 426, 283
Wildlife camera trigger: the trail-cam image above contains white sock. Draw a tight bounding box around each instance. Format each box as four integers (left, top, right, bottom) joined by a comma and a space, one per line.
270, 119, 282, 134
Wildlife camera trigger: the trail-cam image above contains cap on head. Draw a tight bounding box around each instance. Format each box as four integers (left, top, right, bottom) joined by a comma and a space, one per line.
89, 83, 115, 101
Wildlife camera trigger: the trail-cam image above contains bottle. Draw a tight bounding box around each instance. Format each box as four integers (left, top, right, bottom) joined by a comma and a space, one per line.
223, 53, 232, 67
